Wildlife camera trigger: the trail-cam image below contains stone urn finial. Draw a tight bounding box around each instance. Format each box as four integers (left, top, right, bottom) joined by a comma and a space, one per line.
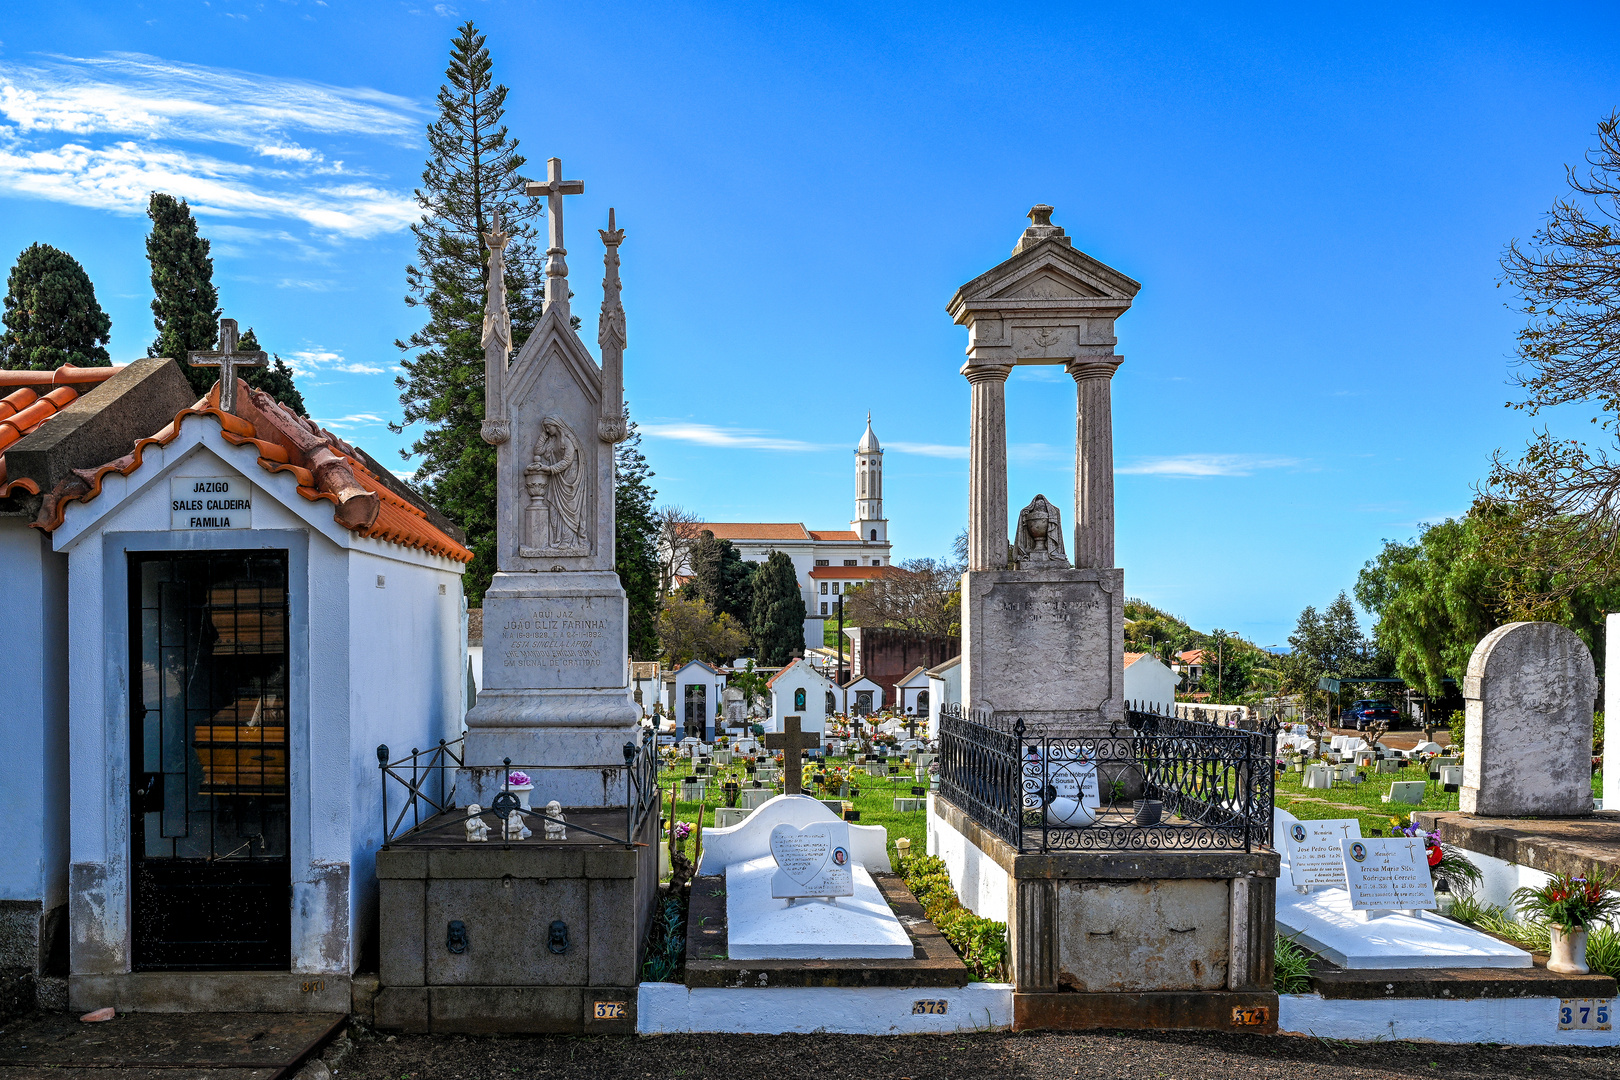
1028, 204, 1055, 227
1014, 205, 1070, 253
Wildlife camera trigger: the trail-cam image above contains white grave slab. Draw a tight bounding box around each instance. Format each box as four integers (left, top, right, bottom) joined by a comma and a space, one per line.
1342, 836, 1438, 911
697, 794, 891, 875
726, 854, 911, 959
1273, 809, 1531, 969
1282, 818, 1361, 889
770, 821, 854, 899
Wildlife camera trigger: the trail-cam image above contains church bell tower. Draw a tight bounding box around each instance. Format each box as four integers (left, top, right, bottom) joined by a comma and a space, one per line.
852, 414, 887, 544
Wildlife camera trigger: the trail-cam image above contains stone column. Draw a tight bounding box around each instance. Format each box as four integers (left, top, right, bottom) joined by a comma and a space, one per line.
1069, 358, 1121, 570
965, 364, 1012, 570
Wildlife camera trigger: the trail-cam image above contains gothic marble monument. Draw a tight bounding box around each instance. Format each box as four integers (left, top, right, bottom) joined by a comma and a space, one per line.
948, 206, 1139, 733
462, 158, 639, 806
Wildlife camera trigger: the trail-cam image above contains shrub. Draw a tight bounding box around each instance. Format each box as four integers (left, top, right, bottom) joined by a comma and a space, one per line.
897, 854, 1008, 981
1274, 933, 1313, 993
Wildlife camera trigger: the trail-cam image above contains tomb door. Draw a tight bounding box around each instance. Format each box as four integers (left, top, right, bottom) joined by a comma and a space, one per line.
129, 552, 292, 970
684, 683, 706, 737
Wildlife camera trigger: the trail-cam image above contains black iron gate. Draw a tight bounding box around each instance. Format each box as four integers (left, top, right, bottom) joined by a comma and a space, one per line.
130, 551, 291, 970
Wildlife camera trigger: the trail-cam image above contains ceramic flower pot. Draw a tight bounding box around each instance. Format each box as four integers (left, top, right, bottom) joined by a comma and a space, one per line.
1549, 925, 1591, 975
508, 783, 534, 811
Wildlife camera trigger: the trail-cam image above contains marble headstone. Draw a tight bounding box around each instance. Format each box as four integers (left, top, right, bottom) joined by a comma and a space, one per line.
1461, 621, 1596, 817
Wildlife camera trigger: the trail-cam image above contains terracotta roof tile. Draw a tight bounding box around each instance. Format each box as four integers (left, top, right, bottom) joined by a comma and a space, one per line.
699, 522, 811, 541
29, 379, 472, 564
808, 565, 902, 580
807, 529, 860, 541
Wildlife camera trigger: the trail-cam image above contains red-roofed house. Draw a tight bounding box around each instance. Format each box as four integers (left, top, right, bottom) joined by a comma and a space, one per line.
678, 418, 894, 650
0, 357, 471, 1013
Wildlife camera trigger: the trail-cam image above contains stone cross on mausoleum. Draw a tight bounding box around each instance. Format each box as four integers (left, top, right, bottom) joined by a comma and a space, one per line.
527, 157, 586, 322
765, 716, 821, 796
187, 316, 267, 415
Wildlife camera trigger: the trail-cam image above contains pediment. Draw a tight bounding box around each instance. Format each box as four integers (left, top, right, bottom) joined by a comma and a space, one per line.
504, 305, 603, 411
992, 266, 1106, 300
950, 238, 1141, 315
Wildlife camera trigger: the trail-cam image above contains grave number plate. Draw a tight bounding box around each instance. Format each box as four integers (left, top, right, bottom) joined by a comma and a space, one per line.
594, 1001, 626, 1020
912, 999, 948, 1015
1231, 1006, 1270, 1026
1558, 998, 1613, 1030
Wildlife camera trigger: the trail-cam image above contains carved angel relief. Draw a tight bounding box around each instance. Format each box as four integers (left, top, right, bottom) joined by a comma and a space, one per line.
1014, 494, 1069, 569
519, 416, 591, 558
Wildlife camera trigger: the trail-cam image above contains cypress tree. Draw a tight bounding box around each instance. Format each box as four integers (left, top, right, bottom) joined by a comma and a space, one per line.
394, 20, 545, 603
0, 244, 112, 370
751, 551, 806, 666
146, 193, 220, 396
235, 327, 306, 414
615, 404, 661, 660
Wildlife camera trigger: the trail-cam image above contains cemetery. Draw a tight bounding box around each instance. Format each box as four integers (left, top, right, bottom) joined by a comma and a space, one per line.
9, 12, 1620, 1075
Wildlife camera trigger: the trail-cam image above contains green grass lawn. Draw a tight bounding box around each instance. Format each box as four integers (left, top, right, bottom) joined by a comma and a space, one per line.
1275, 761, 1605, 837
657, 752, 928, 868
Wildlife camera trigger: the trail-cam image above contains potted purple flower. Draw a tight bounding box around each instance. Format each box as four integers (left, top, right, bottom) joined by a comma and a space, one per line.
506, 770, 534, 811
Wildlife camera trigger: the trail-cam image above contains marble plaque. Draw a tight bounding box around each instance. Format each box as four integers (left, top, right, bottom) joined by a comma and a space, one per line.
482, 592, 624, 690
1341, 837, 1437, 911
1022, 744, 1099, 827
769, 821, 854, 899
1283, 818, 1361, 888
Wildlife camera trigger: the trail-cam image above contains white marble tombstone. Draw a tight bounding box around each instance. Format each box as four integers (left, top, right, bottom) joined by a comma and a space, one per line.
462, 166, 640, 806
1461, 621, 1597, 817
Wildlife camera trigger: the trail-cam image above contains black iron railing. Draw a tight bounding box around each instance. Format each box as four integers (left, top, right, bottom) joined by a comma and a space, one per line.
937, 701, 1278, 853
377, 734, 661, 848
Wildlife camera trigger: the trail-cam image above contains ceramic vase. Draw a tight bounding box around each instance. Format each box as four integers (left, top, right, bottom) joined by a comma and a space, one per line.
1549, 925, 1590, 975
508, 783, 533, 811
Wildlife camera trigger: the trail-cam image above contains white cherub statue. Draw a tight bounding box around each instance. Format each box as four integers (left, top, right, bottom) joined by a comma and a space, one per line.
543, 799, 567, 841
464, 804, 490, 843
504, 808, 531, 841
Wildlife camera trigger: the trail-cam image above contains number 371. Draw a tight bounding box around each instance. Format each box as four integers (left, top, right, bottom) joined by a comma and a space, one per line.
1559, 998, 1612, 1030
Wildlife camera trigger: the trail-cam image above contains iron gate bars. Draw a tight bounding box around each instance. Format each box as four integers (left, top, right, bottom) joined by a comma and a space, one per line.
937, 701, 1277, 853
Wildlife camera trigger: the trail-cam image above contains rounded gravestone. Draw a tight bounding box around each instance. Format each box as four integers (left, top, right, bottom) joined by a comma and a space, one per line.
1461, 621, 1596, 818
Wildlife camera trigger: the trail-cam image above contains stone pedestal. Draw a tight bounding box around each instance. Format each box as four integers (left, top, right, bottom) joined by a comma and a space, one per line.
960, 567, 1124, 733
462, 571, 639, 807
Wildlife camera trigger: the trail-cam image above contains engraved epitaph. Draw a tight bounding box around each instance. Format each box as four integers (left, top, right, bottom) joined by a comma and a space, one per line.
463, 166, 638, 807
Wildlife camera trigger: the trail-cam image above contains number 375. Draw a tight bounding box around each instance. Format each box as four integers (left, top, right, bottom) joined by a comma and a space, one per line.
1559, 999, 1612, 1030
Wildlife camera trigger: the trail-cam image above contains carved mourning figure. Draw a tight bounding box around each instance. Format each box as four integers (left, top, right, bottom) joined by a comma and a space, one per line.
1014, 493, 1069, 568
543, 799, 568, 841
521, 416, 588, 555
464, 804, 490, 843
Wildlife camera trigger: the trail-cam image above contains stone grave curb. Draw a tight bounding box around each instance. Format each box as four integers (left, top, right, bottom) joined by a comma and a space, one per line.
683, 873, 968, 988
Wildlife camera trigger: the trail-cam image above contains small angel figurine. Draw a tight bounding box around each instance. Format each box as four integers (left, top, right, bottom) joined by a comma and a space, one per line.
543, 799, 567, 841
464, 804, 490, 843
504, 808, 531, 841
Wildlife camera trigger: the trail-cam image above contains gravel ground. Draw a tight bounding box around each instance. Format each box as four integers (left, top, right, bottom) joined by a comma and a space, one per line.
333, 1029, 1619, 1080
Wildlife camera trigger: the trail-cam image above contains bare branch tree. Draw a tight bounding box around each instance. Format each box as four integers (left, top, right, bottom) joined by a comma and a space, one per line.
842, 556, 963, 638
652, 505, 704, 604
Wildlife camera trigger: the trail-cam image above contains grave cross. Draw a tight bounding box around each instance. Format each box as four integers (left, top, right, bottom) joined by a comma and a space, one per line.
764, 715, 820, 796
524, 157, 585, 319
187, 317, 267, 415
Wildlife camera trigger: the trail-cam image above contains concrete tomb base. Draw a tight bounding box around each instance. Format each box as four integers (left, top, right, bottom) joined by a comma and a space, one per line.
374, 805, 658, 1034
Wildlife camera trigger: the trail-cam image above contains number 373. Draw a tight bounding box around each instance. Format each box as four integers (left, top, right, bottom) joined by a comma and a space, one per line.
1559, 999, 1612, 1030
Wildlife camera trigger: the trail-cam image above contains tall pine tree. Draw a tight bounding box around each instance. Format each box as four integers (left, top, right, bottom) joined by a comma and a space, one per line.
615, 404, 661, 660
1, 244, 111, 370
146, 193, 220, 396
751, 551, 806, 666
394, 21, 544, 603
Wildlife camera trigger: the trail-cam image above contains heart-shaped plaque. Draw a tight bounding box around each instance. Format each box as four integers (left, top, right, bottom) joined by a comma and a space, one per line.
770, 822, 834, 888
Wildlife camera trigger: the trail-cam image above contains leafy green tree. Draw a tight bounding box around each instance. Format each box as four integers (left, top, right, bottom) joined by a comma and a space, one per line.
751, 550, 806, 666
1123, 598, 1196, 662
658, 595, 749, 668
230, 327, 306, 414
686, 530, 756, 626
1, 244, 111, 370
615, 404, 660, 661
394, 20, 545, 604
146, 193, 220, 396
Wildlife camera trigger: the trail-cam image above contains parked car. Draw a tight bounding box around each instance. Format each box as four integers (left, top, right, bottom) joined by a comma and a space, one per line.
1346, 698, 1400, 731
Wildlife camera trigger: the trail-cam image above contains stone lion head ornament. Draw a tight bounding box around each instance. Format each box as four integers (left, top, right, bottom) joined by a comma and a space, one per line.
1014, 494, 1069, 569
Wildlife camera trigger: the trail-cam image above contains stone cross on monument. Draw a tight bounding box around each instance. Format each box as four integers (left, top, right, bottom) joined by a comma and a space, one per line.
526, 157, 585, 321
187, 317, 267, 414
764, 716, 820, 796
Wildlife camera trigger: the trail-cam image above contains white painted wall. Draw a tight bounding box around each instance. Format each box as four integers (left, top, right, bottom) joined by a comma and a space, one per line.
1606, 612, 1619, 810
1123, 654, 1177, 713
767, 659, 835, 732
1280, 993, 1620, 1046
672, 661, 725, 741
0, 519, 69, 917
925, 793, 1010, 923
53, 429, 464, 979
638, 982, 1012, 1034
927, 658, 961, 739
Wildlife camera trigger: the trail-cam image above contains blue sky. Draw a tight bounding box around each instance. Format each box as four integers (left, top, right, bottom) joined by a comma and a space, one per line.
3, 2, 1618, 646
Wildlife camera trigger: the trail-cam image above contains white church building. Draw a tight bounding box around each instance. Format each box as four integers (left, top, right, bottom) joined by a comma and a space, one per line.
694, 417, 893, 649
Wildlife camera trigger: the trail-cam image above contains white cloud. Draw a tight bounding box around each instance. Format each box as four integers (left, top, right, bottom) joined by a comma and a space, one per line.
640, 422, 825, 452
1116, 453, 1301, 478
286, 347, 390, 377
0, 52, 423, 240
318, 413, 390, 429
887, 441, 968, 459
